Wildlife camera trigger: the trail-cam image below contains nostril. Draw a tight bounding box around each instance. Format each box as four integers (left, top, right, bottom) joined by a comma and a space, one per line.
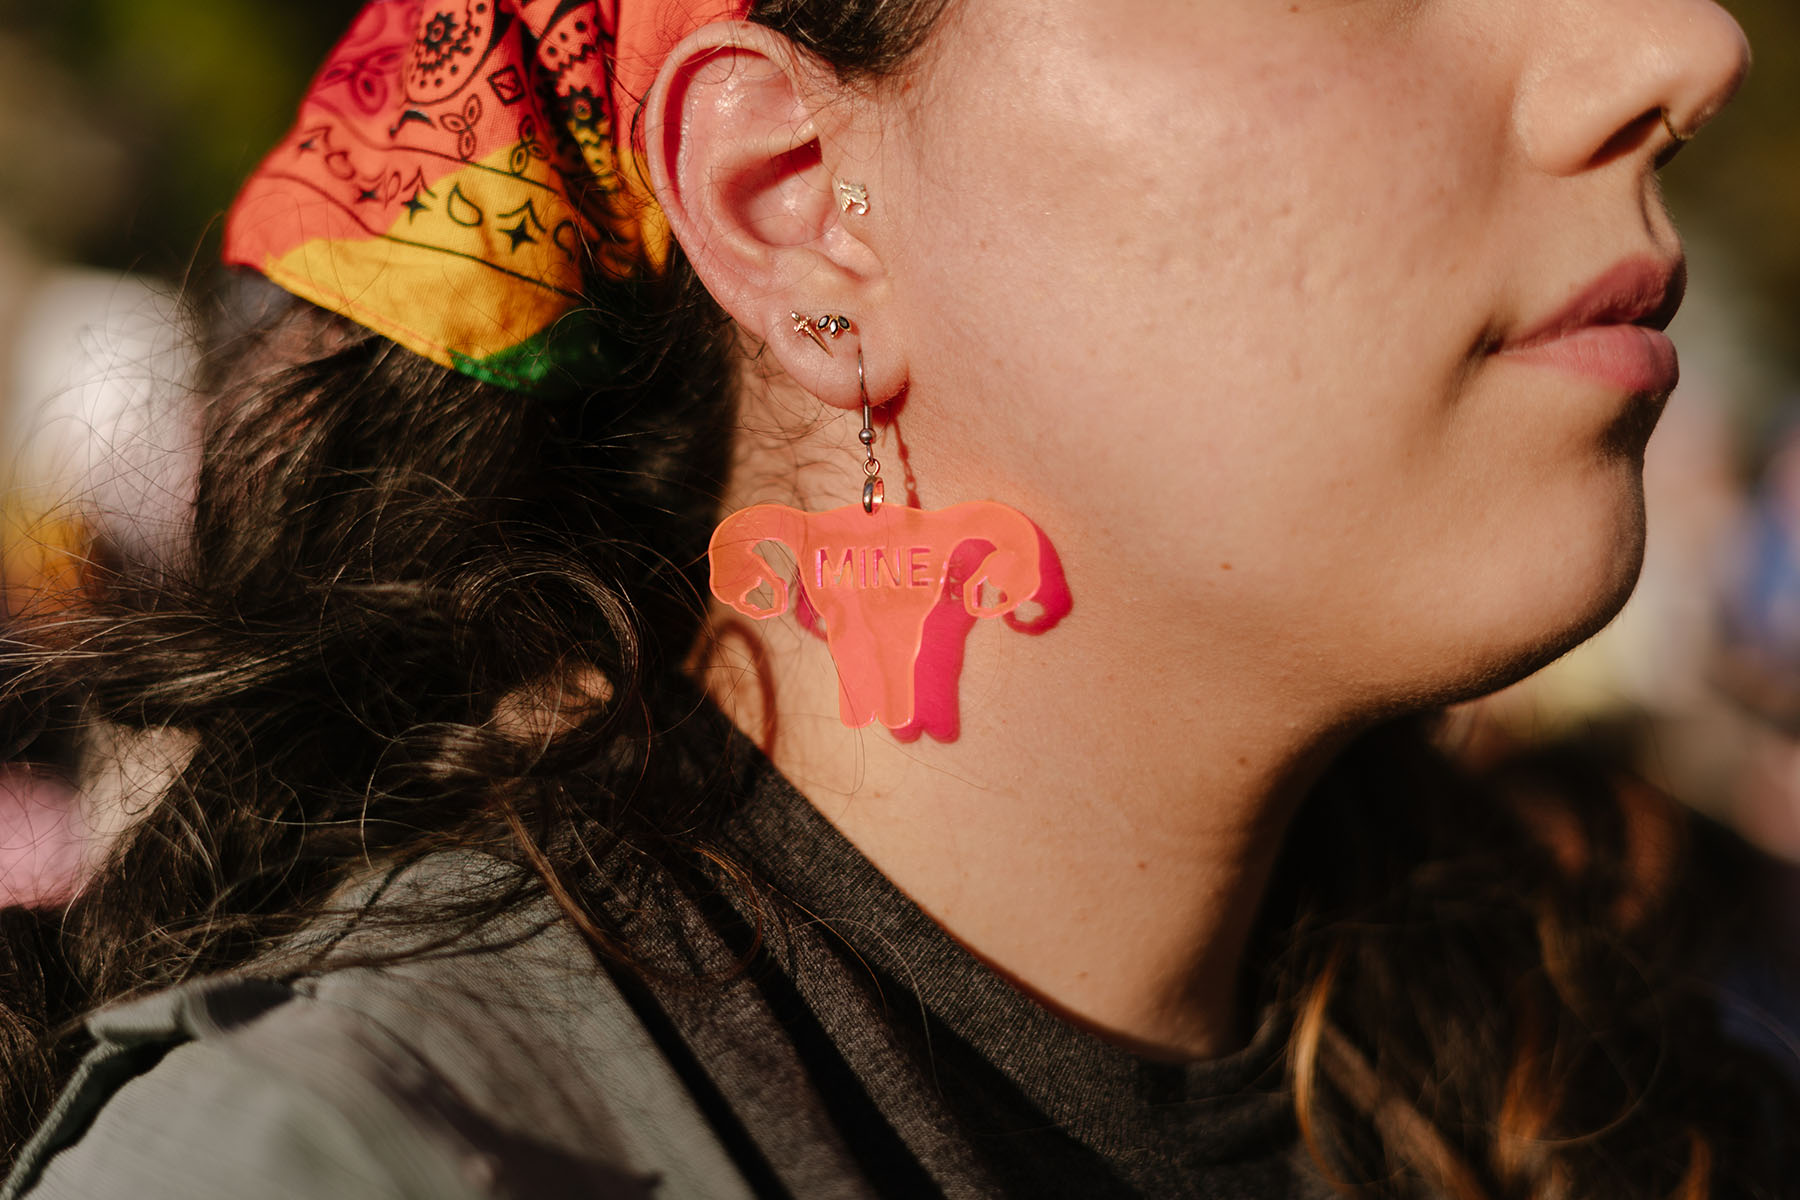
1590, 108, 1666, 171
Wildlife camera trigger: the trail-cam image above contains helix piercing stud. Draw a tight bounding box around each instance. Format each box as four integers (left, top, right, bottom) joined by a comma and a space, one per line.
815, 314, 853, 339
836, 179, 870, 217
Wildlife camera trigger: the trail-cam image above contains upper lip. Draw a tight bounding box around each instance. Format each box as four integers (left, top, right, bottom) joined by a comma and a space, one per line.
1502, 256, 1688, 351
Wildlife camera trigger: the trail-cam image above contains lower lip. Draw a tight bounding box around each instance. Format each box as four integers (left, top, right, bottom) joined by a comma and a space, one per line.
1498, 325, 1679, 393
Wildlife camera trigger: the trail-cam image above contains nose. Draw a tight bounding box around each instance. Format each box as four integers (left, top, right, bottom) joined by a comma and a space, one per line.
1516, 0, 1751, 176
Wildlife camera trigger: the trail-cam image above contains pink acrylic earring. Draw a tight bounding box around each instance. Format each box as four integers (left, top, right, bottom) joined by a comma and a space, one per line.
707, 343, 1070, 740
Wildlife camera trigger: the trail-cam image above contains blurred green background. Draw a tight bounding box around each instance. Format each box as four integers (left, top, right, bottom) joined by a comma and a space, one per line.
0, 0, 363, 272
1680, 0, 1800, 428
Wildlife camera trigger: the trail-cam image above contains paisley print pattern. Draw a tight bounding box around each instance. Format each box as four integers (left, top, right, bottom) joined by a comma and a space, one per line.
223, 0, 746, 390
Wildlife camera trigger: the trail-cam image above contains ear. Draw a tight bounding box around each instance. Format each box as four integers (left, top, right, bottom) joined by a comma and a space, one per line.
643, 22, 898, 411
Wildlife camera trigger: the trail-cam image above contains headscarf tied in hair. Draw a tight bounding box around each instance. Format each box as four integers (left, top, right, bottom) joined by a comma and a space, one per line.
223, 0, 749, 390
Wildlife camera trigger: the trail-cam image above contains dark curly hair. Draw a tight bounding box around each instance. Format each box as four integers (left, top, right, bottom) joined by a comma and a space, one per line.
3, 2, 1797, 1196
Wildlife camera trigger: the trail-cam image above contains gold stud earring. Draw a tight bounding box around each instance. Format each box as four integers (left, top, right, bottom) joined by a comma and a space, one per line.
835, 179, 870, 217
791, 312, 853, 353
791, 310, 832, 353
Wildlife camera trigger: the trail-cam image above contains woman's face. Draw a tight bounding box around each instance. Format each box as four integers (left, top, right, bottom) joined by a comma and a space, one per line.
869, 0, 1748, 714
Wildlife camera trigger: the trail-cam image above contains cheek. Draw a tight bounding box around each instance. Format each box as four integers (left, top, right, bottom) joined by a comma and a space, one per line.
1231, 358, 1656, 707
885, 5, 1636, 702
894, 19, 1507, 538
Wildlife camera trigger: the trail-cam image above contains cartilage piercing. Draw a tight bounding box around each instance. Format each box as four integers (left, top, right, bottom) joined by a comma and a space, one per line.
836, 179, 870, 217
815, 314, 853, 339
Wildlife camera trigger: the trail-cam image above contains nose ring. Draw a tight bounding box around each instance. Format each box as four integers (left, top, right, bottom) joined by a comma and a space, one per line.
1661, 108, 1692, 145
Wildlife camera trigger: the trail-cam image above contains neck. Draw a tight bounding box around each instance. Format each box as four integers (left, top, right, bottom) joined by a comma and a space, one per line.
702, 564, 1354, 1060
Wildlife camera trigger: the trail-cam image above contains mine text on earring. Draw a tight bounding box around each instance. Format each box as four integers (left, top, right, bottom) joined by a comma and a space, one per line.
858, 349, 883, 514
836, 179, 870, 217
706, 342, 1072, 735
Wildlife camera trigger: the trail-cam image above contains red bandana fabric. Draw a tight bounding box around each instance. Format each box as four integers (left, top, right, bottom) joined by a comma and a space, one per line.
223, 0, 747, 390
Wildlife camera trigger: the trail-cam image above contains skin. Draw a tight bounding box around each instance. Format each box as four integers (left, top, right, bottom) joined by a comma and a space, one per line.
645, 0, 1749, 1056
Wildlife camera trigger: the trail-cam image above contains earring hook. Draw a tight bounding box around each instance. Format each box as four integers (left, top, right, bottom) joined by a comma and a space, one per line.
858, 350, 883, 514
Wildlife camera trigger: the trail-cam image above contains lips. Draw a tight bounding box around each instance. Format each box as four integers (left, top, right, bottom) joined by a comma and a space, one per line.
1497, 257, 1686, 394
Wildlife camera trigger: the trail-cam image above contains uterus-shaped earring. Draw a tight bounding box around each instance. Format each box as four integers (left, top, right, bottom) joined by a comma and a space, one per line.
707, 324, 1070, 741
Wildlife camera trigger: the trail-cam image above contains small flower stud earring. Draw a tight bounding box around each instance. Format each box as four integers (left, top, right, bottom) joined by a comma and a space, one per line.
790, 311, 853, 354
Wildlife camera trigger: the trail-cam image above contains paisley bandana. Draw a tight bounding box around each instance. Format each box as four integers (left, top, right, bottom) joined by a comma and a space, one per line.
224, 0, 748, 390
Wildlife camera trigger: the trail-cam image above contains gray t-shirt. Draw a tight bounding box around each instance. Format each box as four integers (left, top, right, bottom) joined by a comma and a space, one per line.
3, 762, 1327, 1199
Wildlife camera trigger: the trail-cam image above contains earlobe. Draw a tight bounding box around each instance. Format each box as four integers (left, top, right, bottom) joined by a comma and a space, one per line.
643, 22, 892, 410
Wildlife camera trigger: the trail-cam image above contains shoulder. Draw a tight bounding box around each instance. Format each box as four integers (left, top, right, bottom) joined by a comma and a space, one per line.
4, 855, 750, 1200
4, 972, 520, 1200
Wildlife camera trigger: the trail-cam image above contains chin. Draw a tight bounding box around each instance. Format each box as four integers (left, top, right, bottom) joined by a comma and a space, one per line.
1392, 480, 1651, 713
1467, 513, 1649, 706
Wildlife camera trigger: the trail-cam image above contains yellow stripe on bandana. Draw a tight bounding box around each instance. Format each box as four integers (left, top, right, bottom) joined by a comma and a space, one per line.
223, 0, 747, 391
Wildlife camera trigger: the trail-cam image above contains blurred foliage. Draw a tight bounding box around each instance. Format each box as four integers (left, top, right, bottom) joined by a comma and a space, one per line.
0, 0, 361, 274
1670, 0, 1800, 378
